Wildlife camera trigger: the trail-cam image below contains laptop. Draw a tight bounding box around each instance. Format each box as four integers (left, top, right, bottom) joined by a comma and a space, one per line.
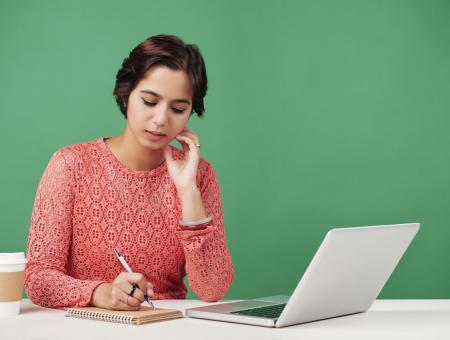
186, 222, 420, 327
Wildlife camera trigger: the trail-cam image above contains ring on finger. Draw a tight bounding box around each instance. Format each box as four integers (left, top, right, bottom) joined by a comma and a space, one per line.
126, 295, 130, 305
129, 285, 136, 297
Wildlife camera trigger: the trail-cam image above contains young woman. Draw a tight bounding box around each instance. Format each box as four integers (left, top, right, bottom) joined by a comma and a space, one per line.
24, 34, 234, 310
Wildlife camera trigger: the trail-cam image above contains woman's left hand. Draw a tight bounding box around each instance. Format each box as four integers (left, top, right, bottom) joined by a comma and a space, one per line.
164, 127, 201, 192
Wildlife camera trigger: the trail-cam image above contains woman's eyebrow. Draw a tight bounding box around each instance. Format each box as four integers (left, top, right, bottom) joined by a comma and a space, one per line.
140, 90, 191, 104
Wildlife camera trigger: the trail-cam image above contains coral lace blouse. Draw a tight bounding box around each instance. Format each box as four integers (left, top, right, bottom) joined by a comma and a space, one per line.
24, 137, 234, 308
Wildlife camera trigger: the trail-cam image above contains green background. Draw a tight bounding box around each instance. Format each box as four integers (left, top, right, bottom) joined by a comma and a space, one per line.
1, 0, 449, 299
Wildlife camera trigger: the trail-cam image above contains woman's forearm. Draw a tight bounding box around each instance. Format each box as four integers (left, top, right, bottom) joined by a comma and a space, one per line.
178, 187, 208, 222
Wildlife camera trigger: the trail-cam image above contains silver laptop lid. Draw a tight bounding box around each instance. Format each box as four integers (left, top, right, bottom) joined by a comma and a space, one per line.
276, 223, 420, 327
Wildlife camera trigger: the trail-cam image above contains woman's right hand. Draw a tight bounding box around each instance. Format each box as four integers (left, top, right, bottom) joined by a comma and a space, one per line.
90, 272, 154, 310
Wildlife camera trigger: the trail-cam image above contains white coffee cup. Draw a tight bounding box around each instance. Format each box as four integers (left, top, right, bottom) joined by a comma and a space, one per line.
0, 252, 27, 316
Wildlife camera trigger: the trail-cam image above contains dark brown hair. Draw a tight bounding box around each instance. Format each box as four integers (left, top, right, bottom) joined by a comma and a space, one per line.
113, 34, 208, 118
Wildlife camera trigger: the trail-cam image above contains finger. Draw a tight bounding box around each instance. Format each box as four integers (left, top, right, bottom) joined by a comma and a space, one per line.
120, 292, 141, 309
126, 273, 148, 293
133, 288, 145, 302
175, 135, 190, 154
136, 275, 149, 295
117, 281, 143, 302
112, 286, 141, 310
177, 130, 200, 148
130, 284, 145, 302
163, 144, 174, 163
176, 135, 200, 155
118, 273, 147, 299
189, 134, 200, 147
110, 297, 134, 311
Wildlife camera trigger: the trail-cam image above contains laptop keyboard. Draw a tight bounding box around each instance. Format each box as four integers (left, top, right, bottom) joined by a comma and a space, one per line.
230, 303, 286, 319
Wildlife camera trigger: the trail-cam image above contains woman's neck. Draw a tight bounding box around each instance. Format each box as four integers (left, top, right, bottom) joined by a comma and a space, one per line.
106, 127, 165, 171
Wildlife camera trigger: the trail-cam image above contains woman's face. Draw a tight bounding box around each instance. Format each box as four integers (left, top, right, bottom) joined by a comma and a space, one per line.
125, 65, 193, 150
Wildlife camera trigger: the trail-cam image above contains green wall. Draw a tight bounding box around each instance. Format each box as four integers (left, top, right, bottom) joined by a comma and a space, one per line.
1, 0, 449, 299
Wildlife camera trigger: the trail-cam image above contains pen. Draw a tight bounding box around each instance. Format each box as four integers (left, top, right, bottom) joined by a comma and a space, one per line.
113, 247, 155, 309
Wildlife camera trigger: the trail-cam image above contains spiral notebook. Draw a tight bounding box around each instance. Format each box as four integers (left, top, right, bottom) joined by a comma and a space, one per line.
65, 305, 183, 325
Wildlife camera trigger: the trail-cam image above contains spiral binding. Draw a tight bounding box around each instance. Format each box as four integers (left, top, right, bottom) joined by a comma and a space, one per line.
66, 309, 133, 324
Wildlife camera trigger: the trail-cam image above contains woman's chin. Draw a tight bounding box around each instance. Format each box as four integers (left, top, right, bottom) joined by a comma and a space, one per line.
139, 136, 170, 150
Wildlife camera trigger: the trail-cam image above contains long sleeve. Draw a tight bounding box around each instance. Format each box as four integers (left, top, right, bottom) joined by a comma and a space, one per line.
176, 162, 234, 302
24, 149, 104, 308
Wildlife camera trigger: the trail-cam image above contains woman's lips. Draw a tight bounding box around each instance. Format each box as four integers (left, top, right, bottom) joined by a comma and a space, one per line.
145, 130, 167, 141
148, 130, 166, 136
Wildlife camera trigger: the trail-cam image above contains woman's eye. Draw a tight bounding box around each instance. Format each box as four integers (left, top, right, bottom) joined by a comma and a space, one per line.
172, 108, 185, 114
142, 99, 156, 107
142, 98, 185, 114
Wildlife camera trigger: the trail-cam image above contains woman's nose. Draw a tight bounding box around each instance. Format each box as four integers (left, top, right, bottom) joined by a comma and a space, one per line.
152, 105, 169, 126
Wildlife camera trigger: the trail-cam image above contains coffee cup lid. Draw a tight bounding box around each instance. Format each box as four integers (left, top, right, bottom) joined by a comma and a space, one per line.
0, 252, 28, 265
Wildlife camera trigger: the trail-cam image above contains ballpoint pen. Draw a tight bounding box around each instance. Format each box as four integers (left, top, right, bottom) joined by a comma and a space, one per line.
113, 247, 155, 309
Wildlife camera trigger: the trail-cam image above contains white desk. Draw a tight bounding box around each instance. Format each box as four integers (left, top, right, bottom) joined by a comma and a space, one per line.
1, 299, 449, 340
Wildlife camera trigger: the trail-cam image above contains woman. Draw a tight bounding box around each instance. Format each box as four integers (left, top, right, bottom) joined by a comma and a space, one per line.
24, 34, 234, 310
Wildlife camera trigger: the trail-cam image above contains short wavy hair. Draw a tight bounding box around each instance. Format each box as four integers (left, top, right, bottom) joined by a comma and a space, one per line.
113, 34, 208, 118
